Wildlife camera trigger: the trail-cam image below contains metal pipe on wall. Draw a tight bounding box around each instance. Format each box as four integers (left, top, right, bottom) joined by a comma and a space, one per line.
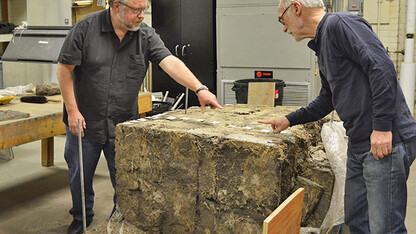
332, 0, 341, 12
400, 0, 416, 115
377, 0, 382, 35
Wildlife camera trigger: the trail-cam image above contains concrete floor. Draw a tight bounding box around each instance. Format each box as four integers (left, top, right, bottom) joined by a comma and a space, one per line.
0, 135, 415, 233
0, 135, 114, 234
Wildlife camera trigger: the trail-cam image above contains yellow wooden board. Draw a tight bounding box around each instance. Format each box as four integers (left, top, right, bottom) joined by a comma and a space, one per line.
138, 92, 152, 114
248, 82, 275, 107
263, 188, 305, 234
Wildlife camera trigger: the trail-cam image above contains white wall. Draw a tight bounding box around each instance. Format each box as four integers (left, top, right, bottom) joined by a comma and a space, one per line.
7, 0, 27, 27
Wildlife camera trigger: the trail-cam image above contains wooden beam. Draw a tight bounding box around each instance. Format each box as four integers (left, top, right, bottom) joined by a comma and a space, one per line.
41, 137, 54, 167
0, 114, 65, 149
1, 0, 8, 22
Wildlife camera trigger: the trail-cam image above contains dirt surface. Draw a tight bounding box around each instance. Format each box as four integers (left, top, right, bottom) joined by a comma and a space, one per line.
118, 105, 306, 144
115, 105, 336, 232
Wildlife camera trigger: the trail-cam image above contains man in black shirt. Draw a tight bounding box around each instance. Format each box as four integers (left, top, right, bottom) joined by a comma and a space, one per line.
259, 0, 416, 233
57, 0, 221, 233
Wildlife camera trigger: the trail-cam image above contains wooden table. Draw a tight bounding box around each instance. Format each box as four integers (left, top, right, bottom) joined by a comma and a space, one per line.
0, 93, 152, 167
0, 96, 65, 167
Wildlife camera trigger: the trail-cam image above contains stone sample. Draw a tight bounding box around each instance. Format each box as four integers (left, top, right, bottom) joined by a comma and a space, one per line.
115, 105, 335, 233
0, 110, 30, 121
35, 83, 61, 96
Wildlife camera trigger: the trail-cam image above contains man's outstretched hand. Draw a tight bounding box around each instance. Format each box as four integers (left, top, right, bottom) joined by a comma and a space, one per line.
258, 117, 290, 134
197, 90, 223, 112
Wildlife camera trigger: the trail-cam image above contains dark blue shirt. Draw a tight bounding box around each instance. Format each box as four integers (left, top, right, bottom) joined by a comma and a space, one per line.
286, 12, 416, 153
58, 9, 171, 144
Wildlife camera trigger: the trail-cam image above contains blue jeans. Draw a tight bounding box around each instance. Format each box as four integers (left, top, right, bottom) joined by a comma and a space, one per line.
64, 126, 117, 221
345, 139, 416, 233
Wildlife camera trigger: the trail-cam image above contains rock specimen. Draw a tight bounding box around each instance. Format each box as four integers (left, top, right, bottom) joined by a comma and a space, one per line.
115, 105, 335, 233
0, 110, 30, 121
35, 83, 61, 96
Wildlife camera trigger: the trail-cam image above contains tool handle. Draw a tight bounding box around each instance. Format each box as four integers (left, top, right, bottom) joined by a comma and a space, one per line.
46, 98, 61, 102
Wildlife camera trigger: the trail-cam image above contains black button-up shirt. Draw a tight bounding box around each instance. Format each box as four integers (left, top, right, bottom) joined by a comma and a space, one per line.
58, 9, 171, 144
286, 12, 416, 153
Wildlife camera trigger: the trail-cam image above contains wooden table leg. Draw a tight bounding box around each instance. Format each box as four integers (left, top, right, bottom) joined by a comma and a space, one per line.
41, 137, 54, 167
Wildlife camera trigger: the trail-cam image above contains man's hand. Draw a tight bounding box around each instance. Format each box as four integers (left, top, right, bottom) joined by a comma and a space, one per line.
67, 110, 86, 137
370, 130, 392, 160
258, 117, 290, 134
196, 90, 222, 112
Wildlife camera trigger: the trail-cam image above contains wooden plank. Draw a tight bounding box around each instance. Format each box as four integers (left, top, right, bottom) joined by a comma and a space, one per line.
248, 82, 275, 107
0, 113, 65, 149
41, 137, 54, 167
263, 188, 305, 234
138, 92, 152, 115
1, 0, 8, 22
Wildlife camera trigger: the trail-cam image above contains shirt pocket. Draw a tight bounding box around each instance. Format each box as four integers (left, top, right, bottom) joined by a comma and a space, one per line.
125, 54, 146, 92
127, 54, 146, 79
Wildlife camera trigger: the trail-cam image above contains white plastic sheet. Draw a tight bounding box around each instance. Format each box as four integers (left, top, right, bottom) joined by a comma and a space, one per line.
319, 121, 348, 233
0, 84, 34, 96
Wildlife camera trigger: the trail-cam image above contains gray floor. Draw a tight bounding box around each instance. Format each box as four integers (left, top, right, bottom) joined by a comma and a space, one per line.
0, 135, 415, 233
0, 135, 114, 234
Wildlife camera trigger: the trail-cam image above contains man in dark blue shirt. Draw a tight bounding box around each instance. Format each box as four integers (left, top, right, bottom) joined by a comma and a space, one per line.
57, 0, 222, 233
259, 0, 416, 233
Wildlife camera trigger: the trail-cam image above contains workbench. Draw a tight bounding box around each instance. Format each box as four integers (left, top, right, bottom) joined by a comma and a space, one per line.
0, 92, 152, 167
0, 96, 65, 167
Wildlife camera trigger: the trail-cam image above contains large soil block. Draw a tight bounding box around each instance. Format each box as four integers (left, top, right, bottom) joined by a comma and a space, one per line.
115, 105, 335, 233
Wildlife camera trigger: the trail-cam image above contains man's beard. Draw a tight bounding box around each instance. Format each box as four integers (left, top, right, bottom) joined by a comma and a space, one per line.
118, 10, 142, 31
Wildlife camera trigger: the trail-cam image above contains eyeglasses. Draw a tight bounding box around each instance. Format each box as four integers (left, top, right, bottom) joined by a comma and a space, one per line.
118, 1, 149, 15
278, 2, 293, 25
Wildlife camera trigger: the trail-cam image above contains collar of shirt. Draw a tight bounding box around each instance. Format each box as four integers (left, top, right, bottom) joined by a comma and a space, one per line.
308, 13, 330, 52
101, 8, 114, 32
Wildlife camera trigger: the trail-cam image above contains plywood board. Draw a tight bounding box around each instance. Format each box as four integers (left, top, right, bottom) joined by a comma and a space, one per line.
263, 188, 305, 234
248, 82, 275, 107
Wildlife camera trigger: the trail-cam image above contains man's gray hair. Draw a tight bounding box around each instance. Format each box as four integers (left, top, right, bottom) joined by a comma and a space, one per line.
280, 0, 325, 10
108, 0, 127, 7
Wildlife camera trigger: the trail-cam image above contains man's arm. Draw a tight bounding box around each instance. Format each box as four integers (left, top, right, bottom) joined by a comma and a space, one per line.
158, 55, 222, 112
57, 62, 86, 136
258, 71, 333, 133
